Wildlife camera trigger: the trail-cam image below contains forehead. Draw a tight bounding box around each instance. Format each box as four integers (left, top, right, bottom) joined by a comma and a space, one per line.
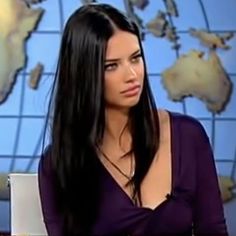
106, 30, 140, 58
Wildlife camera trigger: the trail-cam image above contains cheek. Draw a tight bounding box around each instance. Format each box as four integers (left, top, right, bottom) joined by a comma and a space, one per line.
104, 76, 115, 92
104, 75, 120, 100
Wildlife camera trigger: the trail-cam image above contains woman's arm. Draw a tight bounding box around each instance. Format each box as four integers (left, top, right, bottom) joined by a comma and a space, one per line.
38, 147, 64, 236
193, 126, 228, 236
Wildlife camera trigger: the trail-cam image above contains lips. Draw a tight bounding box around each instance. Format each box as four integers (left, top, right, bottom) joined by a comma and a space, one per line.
120, 84, 141, 97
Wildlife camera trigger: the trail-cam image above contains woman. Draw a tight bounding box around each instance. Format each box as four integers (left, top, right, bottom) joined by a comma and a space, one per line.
38, 3, 228, 236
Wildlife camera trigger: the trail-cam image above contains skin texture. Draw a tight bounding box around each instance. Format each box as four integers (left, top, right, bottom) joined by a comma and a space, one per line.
98, 30, 172, 209
100, 30, 145, 164
104, 30, 144, 110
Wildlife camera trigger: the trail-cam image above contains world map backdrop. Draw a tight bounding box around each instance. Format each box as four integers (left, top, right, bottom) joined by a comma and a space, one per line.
0, 0, 235, 234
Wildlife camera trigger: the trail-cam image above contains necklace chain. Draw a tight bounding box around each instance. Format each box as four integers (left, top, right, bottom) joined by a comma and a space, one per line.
96, 146, 135, 180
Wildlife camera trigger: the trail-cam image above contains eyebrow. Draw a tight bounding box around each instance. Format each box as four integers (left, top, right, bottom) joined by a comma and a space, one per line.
105, 49, 141, 62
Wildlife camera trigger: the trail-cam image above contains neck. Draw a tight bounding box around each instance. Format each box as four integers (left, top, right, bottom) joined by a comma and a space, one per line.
102, 108, 131, 150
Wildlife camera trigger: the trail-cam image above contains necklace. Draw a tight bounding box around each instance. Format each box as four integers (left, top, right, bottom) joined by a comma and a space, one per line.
96, 146, 135, 180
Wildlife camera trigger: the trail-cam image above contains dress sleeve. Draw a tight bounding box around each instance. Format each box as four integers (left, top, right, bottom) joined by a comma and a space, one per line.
38, 147, 64, 236
192, 125, 228, 236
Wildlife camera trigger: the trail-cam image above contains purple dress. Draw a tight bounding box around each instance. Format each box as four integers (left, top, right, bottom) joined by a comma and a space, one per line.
38, 112, 228, 236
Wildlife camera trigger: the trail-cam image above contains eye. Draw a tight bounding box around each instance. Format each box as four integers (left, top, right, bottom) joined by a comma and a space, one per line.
105, 63, 118, 71
131, 54, 142, 63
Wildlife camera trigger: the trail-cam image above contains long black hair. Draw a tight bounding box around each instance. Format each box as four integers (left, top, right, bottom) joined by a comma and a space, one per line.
43, 3, 160, 235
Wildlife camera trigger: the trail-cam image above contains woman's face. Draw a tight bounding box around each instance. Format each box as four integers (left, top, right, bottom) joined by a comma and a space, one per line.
104, 30, 144, 110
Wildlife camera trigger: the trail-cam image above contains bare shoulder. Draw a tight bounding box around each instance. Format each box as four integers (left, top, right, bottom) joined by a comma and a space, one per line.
157, 109, 170, 128
156, 109, 170, 142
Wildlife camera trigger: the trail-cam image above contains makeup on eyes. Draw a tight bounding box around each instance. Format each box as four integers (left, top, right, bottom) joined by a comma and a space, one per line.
105, 50, 142, 71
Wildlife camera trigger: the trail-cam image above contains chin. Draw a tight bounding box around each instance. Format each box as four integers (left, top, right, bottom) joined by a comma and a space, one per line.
107, 95, 141, 110
121, 97, 140, 108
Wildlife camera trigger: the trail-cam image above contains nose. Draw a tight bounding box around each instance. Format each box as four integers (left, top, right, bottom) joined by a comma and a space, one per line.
124, 63, 137, 82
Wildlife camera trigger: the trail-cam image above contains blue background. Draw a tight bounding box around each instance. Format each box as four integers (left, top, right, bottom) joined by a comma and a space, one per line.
0, 0, 235, 234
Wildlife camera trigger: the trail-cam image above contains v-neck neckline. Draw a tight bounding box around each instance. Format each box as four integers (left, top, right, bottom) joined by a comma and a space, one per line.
98, 110, 177, 212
